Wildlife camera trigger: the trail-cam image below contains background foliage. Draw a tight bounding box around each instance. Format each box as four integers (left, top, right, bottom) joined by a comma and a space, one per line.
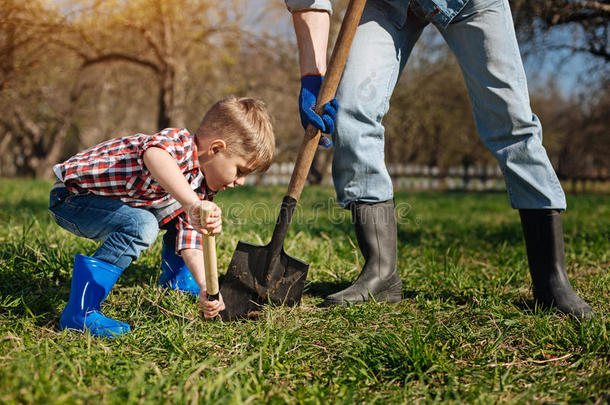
0, 0, 608, 181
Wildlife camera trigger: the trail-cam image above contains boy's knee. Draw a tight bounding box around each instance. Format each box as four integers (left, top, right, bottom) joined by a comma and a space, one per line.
140, 221, 159, 248
125, 209, 159, 247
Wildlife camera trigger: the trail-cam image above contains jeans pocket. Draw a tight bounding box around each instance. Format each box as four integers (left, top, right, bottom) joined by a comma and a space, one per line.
49, 187, 71, 209
49, 209, 84, 237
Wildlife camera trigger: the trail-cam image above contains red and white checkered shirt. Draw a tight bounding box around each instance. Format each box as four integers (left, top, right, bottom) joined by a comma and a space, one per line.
53, 128, 214, 252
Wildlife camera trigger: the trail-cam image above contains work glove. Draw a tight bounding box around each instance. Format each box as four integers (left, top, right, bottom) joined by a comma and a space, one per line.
299, 74, 338, 148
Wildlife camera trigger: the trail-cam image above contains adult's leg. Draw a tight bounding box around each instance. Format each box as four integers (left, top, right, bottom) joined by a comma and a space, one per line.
325, 2, 427, 306
333, 1, 426, 206
438, 0, 564, 209
439, 0, 591, 318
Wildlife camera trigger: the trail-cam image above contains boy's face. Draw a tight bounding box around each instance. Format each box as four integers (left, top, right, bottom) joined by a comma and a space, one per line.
199, 141, 253, 192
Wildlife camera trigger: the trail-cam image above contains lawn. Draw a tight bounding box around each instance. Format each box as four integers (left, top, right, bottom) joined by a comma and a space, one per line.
0, 178, 608, 404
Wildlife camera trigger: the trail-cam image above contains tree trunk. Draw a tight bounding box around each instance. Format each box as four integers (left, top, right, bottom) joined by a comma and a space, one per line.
35, 119, 74, 178
157, 68, 174, 130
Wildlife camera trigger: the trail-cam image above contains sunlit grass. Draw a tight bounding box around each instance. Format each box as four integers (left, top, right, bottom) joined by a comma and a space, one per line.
0, 179, 608, 403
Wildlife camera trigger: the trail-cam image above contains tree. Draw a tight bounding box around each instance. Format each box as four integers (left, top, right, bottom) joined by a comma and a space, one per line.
57, 0, 242, 130
0, 0, 247, 178
510, 0, 610, 181
556, 86, 610, 180
0, 0, 85, 177
510, 1, 610, 67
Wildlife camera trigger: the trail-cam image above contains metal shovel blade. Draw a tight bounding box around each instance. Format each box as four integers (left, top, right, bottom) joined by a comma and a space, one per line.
219, 241, 308, 320
219, 197, 309, 321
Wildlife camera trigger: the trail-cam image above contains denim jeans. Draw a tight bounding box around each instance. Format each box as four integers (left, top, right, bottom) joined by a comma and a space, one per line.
49, 187, 159, 269
332, 0, 566, 210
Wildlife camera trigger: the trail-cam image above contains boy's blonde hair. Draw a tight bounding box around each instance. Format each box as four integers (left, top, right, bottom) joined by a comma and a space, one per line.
196, 96, 275, 172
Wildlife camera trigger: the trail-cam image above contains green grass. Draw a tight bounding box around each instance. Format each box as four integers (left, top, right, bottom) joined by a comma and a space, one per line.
0, 178, 608, 404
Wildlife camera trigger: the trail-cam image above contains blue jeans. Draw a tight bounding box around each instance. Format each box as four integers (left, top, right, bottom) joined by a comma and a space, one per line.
332, 0, 566, 210
49, 187, 159, 269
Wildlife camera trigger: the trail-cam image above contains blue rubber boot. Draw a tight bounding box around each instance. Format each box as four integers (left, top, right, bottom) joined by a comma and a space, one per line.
159, 242, 200, 297
59, 255, 130, 338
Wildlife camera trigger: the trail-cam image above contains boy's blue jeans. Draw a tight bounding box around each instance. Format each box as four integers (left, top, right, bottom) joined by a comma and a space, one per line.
332, 0, 566, 209
49, 187, 159, 269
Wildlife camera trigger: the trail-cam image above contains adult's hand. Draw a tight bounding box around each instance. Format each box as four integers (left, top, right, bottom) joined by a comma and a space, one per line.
299, 74, 338, 147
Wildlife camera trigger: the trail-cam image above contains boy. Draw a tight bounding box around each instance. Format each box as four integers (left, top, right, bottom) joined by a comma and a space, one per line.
49, 96, 275, 337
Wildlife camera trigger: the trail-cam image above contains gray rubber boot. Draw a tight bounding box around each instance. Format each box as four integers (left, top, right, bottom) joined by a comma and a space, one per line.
519, 209, 593, 319
324, 200, 403, 306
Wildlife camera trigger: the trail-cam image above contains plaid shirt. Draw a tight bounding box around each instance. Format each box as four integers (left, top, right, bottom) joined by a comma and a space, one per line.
53, 128, 214, 252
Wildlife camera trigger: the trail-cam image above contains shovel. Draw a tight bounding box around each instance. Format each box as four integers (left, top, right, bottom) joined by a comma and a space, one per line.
199, 201, 220, 318
219, 0, 368, 321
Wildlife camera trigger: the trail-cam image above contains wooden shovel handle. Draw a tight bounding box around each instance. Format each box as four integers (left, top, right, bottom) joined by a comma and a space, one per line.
286, 0, 367, 201
200, 201, 219, 299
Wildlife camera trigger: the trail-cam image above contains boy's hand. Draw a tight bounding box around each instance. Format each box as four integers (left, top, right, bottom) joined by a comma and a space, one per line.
186, 200, 222, 235
199, 290, 226, 319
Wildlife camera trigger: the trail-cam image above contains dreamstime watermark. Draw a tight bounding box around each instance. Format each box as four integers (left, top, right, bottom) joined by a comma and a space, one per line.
221, 198, 421, 227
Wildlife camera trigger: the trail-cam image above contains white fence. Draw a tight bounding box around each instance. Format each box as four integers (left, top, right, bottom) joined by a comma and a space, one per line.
249, 163, 507, 191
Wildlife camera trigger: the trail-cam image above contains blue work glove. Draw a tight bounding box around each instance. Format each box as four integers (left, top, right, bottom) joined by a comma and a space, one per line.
299, 74, 338, 148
